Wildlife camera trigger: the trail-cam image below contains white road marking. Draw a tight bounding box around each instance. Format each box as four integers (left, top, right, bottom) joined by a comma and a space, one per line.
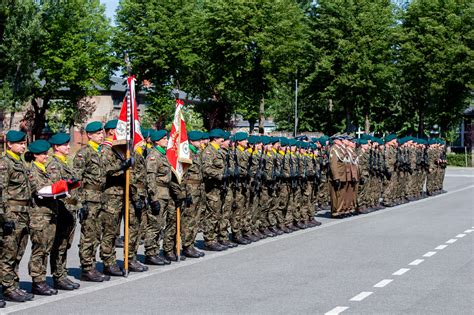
3, 184, 473, 314
374, 279, 393, 288
456, 234, 466, 238
423, 251, 437, 257
445, 175, 474, 177
393, 268, 410, 276
325, 306, 349, 315
409, 259, 424, 266
464, 229, 473, 233
446, 239, 457, 244
435, 245, 448, 250
350, 291, 373, 301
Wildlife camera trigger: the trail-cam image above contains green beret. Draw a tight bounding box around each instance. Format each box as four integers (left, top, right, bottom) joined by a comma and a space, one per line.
234, 132, 248, 142
270, 136, 280, 144
280, 137, 289, 146
104, 119, 118, 130
248, 135, 258, 145
288, 139, 297, 146
384, 134, 397, 143
28, 140, 51, 154
359, 139, 369, 145
261, 135, 271, 145
85, 121, 103, 133
188, 131, 202, 141
223, 131, 231, 140
6, 130, 26, 143
151, 130, 167, 142
201, 132, 209, 140
209, 129, 224, 139
49, 133, 70, 145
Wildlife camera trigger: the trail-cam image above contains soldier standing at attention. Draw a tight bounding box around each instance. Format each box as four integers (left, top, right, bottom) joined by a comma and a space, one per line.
100, 119, 133, 276
144, 130, 173, 264
47, 133, 81, 290
25, 140, 60, 296
202, 129, 228, 251
0, 130, 35, 302
329, 137, 347, 218
73, 121, 110, 282
180, 131, 206, 258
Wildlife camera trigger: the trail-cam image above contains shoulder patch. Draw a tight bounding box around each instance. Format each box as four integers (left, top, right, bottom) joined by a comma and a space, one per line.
149, 157, 156, 161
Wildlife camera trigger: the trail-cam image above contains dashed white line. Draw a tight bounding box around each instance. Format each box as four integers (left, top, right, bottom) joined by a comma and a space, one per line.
393, 268, 410, 276
409, 259, 424, 266
464, 229, 473, 233
350, 291, 373, 302
374, 279, 393, 288
325, 306, 349, 315
446, 239, 457, 244
423, 251, 437, 257
456, 234, 466, 238
435, 245, 448, 250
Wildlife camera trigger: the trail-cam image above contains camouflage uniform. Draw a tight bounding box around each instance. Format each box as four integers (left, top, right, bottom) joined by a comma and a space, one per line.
230, 145, 249, 240
317, 147, 331, 210
145, 146, 171, 256
100, 143, 126, 268
258, 149, 275, 230
47, 154, 79, 282
28, 162, 58, 283
356, 148, 371, 209
129, 149, 147, 261
267, 149, 282, 229
73, 142, 105, 271
382, 145, 398, 206
201, 143, 227, 245
0, 152, 33, 292
276, 149, 292, 228
181, 144, 204, 249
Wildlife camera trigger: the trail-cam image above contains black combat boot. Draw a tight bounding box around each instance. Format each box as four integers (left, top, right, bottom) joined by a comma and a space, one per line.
32, 282, 57, 296
104, 265, 123, 277
54, 278, 74, 291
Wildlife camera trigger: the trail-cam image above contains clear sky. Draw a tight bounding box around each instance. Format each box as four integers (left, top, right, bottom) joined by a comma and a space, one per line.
100, 0, 119, 22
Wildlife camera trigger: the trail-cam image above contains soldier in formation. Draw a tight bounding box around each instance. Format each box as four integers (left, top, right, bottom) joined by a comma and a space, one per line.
0, 123, 447, 306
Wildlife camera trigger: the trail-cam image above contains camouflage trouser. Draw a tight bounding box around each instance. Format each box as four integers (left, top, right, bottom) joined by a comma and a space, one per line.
266, 185, 280, 228
286, 185, 300, 224
203, 185, 230, 244
50, 204, 76, 281
144, 199, 166, 257
317, 181, 330, 208
276, 183, 291, 227
128, 203, 141, 261
426, 170, 437, 195
244, 191, 258, 234
164, 198, 184, 253
0, 208, 29, 291
29, 211, 56, 283
99, 195, 122, 267
251, 190, 263, 231
219, 189, 233, 242
79, 201, 102, 271
231, 185, 247, 238
357, 177, 370, 208
258, 186, 274, 229
303, 182, 314, 220
182, 185, 203, 248
382, 173, 397, 204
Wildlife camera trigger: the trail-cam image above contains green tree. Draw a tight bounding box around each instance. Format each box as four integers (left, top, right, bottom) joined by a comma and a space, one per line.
398, 0, 473, 137
300, 0, 398, 135
189, 0, 308, 133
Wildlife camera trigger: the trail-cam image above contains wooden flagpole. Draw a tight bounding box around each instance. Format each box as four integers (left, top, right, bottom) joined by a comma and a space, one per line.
123, 55, 133, 277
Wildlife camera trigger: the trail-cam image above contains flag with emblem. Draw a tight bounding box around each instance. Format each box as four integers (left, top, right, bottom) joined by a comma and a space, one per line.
166, 98, 192, 184
113, 76, 144, 149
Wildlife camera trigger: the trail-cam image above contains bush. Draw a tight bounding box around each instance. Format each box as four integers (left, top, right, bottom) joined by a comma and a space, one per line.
447, 153, 472, 167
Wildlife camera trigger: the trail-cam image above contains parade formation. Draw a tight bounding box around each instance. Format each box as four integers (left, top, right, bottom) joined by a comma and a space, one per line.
0, 120, 448, 307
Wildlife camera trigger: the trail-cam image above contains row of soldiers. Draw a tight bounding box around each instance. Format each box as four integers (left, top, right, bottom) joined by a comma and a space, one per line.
0, 121, 447, 306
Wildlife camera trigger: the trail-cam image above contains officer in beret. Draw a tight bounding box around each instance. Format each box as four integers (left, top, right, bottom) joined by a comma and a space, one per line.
47, 133, 81, 290
73, 121, 110, 282
181, 131, 206, 258
0, 130, 35, 302
144, 130, 173, 264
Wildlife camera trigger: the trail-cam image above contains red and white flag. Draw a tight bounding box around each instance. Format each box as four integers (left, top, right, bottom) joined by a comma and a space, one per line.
114, 76, 144, 149
166, 98, 192, 183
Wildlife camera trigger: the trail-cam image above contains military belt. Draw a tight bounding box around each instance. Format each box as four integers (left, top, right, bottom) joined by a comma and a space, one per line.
83, 184, 102, 191
186, 179, 201, 185
7, 200, 30, 206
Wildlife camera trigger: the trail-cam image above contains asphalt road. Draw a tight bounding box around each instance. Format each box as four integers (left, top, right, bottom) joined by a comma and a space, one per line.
1, 167, 473, 314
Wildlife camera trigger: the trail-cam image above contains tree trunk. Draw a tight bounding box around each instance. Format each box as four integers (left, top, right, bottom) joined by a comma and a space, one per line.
9, 111, 15, 129
418, 107, 424, 138
31, 97, 50, 140
365, 113, 370, 133
258, 95, 265, 134
345, 105, 351, 133
248, 117, 256, 134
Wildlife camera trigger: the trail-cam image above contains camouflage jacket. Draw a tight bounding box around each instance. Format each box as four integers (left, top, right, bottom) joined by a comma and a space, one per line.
146, 146, 172, 202
201, 142, 225, 182
73, 144, 105, 203
131, 150, 147, 202
101, 144, 125, 196
0, 152, 33, 214
47, 154, 80, 208
30, 162, 57, 214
